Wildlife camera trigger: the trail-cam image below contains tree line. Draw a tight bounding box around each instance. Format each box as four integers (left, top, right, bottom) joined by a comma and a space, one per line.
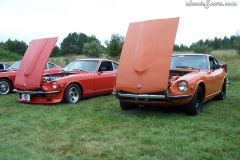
174, 35, 240, 54
0, 33, 124, 60
0, 33, 240, 61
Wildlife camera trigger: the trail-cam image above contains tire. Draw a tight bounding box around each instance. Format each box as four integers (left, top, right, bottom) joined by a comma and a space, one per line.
120, 101, 138, 110
186, 86, 203, 116
0, 78, 12, 95
63, 84, 81, 103
216, 81, 226, 100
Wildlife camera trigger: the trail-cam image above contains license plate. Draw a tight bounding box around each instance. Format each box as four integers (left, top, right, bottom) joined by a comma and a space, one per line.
21, 94, 30, 102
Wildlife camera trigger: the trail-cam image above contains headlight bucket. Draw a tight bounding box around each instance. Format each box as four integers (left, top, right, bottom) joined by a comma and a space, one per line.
178, 81, 188, 92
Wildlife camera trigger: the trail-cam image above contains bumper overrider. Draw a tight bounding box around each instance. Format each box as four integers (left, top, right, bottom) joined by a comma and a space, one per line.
113, 91, 192, 101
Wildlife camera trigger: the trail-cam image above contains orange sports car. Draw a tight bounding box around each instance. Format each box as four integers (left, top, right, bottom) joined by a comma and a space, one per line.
113, 18, 227, 115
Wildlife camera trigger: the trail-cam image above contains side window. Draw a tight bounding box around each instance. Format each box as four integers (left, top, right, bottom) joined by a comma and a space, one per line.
113, 62, 118, 70
98, 61, 113, 72
209, 57, 216, 70
48, 63, 55, 70
213, 58, 218, 65
44, 64, 48, 70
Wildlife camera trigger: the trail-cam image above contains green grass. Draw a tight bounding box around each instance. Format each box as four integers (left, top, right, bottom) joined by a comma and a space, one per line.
0, 82, 240, 160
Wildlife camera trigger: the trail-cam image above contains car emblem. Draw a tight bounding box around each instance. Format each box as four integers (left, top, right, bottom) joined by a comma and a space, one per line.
137, 84, 142, 90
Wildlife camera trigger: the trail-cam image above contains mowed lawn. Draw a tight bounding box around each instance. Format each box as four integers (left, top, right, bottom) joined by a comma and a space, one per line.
0, 82, 239, 160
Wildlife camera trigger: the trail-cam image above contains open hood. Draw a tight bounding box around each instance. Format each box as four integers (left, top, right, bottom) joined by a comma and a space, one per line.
116, 18, 179, 93
15, 37, 58, 90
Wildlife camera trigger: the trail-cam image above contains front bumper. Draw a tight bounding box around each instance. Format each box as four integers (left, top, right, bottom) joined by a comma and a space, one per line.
113, 91, 192, 106
16, 90, 62, 104
113, 91, 191, 100
16, 90, 60, 94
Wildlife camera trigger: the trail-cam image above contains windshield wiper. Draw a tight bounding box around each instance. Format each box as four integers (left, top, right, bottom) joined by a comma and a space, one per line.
175, 66, 199, 70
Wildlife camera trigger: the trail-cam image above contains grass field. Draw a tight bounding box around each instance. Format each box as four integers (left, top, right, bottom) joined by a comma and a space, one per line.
0, 82, 239, 160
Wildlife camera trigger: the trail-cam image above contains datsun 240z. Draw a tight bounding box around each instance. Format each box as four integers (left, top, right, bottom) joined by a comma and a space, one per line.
113, 18, 227, 115
15, 37, 118, 104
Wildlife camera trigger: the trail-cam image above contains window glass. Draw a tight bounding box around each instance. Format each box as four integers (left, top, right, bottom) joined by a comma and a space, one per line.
64, 60, 99, 72
99, 61, 113, 72
48, 63, 55, 69
113, 62, 118, 70
170, 55, 209, 70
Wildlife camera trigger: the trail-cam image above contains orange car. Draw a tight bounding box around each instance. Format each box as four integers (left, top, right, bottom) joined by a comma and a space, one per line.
113, 18, 227, 115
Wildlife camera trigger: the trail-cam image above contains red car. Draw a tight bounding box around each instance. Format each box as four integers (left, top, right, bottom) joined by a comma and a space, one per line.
0, 60, 62, 95
15, 37, 118, 104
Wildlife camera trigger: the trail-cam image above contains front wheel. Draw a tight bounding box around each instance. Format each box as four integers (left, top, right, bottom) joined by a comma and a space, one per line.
186, 86, 203, 116
0, 79, 12, 95
63, 84, 81, 103
216, 82, 226, 100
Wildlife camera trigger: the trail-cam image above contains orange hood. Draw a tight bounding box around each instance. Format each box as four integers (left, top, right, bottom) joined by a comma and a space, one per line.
15, 37, 58, 90
116, 18, 179, 93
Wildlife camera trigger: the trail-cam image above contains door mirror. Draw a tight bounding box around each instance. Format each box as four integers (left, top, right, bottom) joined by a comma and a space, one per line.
220, 64, 227, 73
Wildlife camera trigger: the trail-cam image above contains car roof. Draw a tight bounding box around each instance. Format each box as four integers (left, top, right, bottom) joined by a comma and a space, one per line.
75, 58, 118, 64
173, 53, 211, 57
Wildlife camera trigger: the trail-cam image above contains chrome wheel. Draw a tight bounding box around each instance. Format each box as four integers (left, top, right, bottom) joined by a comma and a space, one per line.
0, 80, 10, 95
67, 86, 80, 103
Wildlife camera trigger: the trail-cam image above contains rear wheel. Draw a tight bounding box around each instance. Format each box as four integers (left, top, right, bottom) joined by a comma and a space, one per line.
186, 86, 203, 116
0, 78, 12, 95
120, 101, 138, 110
216, 81, 226, 100
63, 84, 81, 103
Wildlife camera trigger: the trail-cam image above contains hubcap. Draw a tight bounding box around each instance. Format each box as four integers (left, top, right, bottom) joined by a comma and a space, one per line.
68, 87, 80, 103
0, 80, 10, 95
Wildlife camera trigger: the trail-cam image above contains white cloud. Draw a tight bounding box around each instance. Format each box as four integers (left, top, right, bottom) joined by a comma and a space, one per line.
0, 0, 239, 46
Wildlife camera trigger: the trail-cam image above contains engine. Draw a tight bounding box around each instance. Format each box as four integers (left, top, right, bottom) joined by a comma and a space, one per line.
41, 72, 75, 82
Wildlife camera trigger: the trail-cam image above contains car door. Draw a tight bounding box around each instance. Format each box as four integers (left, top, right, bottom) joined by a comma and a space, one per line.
212, 57, 224, 92
207, 56, 222, 95
94, 61, 116, 92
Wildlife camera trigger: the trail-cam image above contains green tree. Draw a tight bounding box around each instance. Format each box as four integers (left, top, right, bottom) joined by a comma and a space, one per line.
233, 39, 240, 54
51, 46, 60, 57
191, 44, 212, 54
60, 32, 87, 55
82, 41, 103, 57
4, 39, 27, 55
105, 34, 124, 57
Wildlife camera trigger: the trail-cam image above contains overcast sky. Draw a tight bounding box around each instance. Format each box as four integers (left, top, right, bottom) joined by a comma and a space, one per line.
0, 0, 239, 46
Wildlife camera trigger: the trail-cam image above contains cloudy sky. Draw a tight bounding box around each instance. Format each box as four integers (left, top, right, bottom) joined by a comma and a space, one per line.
0, 0, 239, 46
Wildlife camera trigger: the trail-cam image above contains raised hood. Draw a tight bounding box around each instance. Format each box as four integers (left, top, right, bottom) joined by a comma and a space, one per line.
15, 37, 57, 90
116, 18, 179, 93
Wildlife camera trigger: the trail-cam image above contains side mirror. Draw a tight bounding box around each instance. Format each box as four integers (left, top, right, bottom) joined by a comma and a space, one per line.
212, 64, 221, 70
220, 64, 228, 73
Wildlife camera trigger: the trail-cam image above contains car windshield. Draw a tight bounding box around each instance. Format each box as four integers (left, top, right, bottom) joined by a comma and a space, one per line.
63, 60, 99, 72
170, 55, 209, 70
7, 61, 21, 70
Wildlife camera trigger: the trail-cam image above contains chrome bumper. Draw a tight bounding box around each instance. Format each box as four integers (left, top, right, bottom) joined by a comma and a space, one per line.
113, 92, 192, 100
16, 90, 60, 95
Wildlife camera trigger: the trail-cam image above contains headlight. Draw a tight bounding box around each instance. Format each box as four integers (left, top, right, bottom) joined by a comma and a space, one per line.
178, 81, 188, 92
52, 81, 58, 89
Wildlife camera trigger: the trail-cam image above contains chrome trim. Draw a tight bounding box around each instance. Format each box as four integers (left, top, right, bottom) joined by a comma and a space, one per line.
16, 90, 60, 94
113, 92, 192, 100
